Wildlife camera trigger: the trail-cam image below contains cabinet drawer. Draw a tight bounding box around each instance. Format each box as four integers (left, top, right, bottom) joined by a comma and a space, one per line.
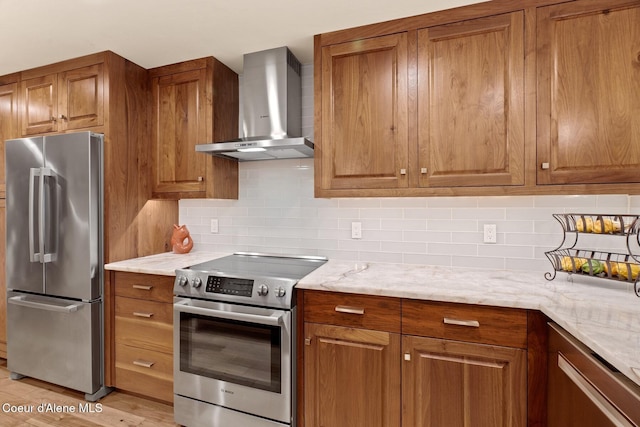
115, 343, 172, 403
303, 290, 401, 333
115, 297, 172, 353
114, 271, 174, 303
402, 300, 527, 348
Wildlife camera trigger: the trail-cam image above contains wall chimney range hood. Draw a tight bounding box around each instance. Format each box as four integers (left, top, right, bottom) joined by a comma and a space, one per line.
196, 47, 313, 161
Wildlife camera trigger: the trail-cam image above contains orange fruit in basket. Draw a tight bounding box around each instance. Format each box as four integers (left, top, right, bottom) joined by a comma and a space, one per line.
576, 217, 594, 232
561, 256, 587, 271
593, 218, 621, 234
617, 263, 640, 280
603, 261, 619, 276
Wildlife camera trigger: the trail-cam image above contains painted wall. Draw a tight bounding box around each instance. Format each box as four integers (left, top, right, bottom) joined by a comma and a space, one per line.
179, 64, 640, 272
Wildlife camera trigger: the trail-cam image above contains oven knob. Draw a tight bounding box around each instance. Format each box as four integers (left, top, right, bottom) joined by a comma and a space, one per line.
177, 276, 188, 287
274, 286, 286, 298
257, 284, 269, 296
192, 277, 202, 288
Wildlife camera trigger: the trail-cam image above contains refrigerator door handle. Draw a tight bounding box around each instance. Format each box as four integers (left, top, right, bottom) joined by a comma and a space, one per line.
40, 167, 56, 263
29, 168, 42, 263
8, 295, 82, 313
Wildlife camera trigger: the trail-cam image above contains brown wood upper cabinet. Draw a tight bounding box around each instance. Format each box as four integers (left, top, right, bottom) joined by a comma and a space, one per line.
319, 33, 409, 190
315, 11, 525, 196
315, 0, 640, 196
417, 12, 525, 188
537, 0, 640, 185
149, 57, 239, 199
20, 63, 104, 136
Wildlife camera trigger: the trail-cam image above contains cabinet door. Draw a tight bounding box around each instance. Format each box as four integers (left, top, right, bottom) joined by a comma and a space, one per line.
151, 68, 207, 195
20, 74, 57, 136
537, 0, 640, 184
58, 63, 104, 131
0, 82, 19, 196
403, 335, 526, 427
319, 33, 409, 190
304, 323, 401, 427
417, 12, 524, 187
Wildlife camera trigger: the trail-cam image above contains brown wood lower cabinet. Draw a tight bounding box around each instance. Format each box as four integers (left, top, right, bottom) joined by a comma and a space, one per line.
304, 323, 401, 427
302, 291, 535, 427
113, 272, 174, 403
403, 335, 526, 427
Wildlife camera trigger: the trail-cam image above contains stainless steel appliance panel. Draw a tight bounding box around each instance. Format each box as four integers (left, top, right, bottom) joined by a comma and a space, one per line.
42, 132, 102, 301
174, 395, 289, 427
174, 298, 292, 424
7, 291, 100, 394
5, 137, 45, 294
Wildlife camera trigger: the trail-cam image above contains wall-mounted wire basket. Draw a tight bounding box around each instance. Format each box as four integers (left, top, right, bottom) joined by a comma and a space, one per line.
544, 214, 640, 297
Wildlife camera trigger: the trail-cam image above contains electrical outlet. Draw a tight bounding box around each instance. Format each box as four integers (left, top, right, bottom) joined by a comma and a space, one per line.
210, 219, 219, 233
483, 224, 497, 244
351, 222, 362, 239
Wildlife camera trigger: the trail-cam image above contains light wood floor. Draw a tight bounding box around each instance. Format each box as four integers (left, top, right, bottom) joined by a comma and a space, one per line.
0, 359, 177, 426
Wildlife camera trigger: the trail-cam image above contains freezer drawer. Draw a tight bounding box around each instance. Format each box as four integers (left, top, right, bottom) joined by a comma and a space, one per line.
7, 291, 101, 394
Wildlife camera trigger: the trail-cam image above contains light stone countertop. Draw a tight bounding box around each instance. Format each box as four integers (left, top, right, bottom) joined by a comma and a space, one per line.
104, 251, 230, 276
104, 252, 640, 388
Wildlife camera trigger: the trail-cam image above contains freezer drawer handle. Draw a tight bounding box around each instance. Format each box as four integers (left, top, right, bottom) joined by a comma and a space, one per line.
8, 295, 81, 313
133, 360, 155, 369
132, 285, 153, 291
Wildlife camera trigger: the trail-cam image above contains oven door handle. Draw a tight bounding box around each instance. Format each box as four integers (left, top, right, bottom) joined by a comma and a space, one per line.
174, 299, 286, 327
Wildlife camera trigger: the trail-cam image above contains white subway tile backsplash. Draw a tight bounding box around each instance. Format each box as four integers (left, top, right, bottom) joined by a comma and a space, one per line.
178, 63, 633, 275
381, 241, 427, 254
452, 256, 505, 270
427, 196, 478, 208
360, 251, 404, 264
427, 219, 478, 232
427, 242, 478, 256
452, 208, 506, 220
405, 208, 451, 220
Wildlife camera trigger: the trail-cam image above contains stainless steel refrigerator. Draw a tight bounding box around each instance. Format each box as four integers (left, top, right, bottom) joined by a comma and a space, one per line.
5, 131, 111, 401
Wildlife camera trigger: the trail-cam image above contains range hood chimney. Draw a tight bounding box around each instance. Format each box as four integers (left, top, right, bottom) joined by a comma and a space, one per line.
196, 47, 313, 161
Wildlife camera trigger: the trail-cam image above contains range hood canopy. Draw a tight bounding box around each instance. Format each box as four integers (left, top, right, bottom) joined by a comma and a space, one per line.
197, 46, 313, 161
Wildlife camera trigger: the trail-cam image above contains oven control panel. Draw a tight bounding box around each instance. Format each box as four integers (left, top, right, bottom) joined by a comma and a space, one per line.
206, 276, 253, 297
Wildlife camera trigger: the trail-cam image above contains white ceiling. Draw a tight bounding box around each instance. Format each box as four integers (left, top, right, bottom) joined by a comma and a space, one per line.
0, 0, 486, 76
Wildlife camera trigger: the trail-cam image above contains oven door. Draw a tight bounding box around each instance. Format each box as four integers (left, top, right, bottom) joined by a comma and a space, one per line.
174, 297, 292, 424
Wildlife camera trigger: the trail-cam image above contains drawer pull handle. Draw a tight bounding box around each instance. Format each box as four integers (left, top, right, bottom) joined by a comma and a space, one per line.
335, 306, 365, 315
133, 360, 155, 369
443, 318, 480, 328
132, 285, 153, 291
133, 312, 154, 318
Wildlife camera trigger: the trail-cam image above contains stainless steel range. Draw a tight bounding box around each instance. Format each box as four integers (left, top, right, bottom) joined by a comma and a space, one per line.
173, 252, 327, 427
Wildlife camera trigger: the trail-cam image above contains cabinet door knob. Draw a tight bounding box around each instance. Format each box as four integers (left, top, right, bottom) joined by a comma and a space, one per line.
50, 116, 57, 122
404, 353, 411, 361
541, 162, 550, 170
59, 114, 67, 121
400, 169, 407, 175
197, 176, 204, 182
420, 168, 427, 174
